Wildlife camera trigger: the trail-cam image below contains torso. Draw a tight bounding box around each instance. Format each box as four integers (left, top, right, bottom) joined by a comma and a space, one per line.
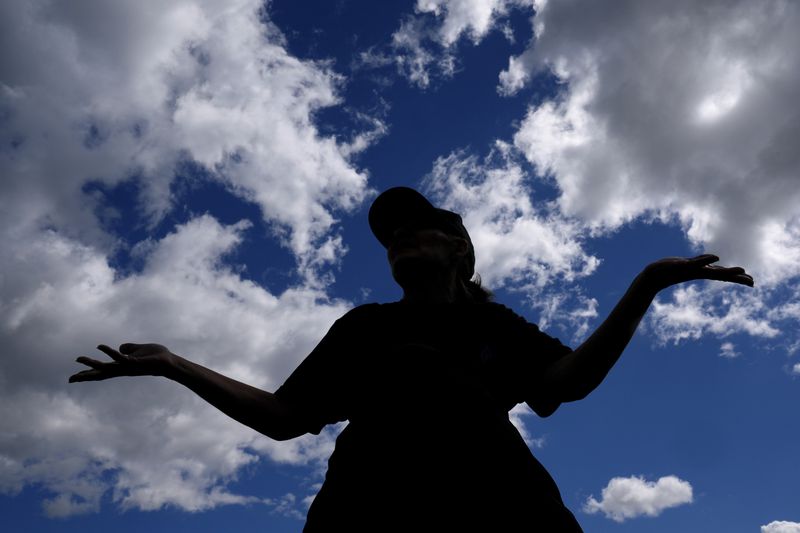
301, 302, 583, 532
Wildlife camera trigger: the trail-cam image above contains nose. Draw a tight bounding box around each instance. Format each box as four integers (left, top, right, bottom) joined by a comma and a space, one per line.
392, 226, 411, 240
388, 226, 417, 252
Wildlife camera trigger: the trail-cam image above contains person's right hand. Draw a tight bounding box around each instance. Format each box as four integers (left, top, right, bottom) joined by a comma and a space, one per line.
69, 343, 176, 383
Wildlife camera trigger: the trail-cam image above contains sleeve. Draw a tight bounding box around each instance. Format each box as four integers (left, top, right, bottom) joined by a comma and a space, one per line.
487, 303, 573, 418
274, 306, 368, 435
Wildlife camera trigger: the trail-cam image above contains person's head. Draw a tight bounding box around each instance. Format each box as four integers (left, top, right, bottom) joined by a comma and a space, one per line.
368, 187, 491, 303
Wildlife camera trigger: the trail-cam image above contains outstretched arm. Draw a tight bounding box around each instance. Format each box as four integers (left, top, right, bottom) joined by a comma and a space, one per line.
69, 343, 306, 441
540, 255, 754, 403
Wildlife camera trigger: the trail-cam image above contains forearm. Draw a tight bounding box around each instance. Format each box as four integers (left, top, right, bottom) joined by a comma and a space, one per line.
545, 274, 657, 402
166, 355, 305, 440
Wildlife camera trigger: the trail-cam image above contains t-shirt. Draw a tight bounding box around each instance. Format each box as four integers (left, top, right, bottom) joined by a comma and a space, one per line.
275, 300, 583, 532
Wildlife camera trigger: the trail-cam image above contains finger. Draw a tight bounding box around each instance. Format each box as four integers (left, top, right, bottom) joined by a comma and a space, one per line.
97, 344, 127, 363
708, 265, 745, 274
702, 265, 745, 275
68, 369, 106, 383
703, 268, 755, 286
691, 254, 720, 266
76, 356, 111, 369
722, 274, 754, 287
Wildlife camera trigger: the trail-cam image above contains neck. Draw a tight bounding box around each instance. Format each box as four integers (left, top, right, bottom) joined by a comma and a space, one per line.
400, 271, 464, 304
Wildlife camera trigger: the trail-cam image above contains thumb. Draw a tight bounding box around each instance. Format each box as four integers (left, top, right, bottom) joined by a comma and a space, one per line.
119, 343, 142, 355
690, 254, 719, 266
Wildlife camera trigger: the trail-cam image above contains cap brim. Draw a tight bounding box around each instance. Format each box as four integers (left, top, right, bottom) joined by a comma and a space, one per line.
368, 187, 438, 248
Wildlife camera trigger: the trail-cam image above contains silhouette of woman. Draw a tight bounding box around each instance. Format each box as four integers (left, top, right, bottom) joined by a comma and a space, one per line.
70, 187, 753, 531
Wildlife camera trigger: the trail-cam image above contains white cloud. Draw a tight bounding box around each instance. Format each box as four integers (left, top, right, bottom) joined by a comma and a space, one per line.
261, 493, 305, 521
504, 0, 800, 287
508, 404, 545, 448
719, 341, 739, 359
762, 521, 800, 533
0, 216, 349, 515
0, 0, 379, 517
0, 0, 378, 278
422, 141, 599, 337
389, 16, 452, 89
791, 363, 800, 376
423, 142, 598, 288
584, 475, 693, 522
400, 0, 800, 348
362, 0, 533, 89
415, 0, 532, 47
648, 285, 780, 344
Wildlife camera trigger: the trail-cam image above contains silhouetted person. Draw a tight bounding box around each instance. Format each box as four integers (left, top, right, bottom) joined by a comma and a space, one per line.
70, 187, 754, 531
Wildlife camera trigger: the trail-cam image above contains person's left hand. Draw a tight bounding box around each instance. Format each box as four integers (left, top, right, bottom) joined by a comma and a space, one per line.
639, 254, 754, 294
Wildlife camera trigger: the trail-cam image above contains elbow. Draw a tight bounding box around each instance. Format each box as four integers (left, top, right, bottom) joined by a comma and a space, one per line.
244, 416, 305, 441
269, 431, 298, 442
560, 388, 591, 403
261, 419, 308, 441
558, 376, 601, 402
552, 369, 603, 403
258, 423, 306, 441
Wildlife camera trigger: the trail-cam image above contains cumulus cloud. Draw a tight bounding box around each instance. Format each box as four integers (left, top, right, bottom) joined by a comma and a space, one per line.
414, 0, 800, 350
422, 141, 599, 338
762, 522, 800, 533
0, 216, 349, 515
392, 0, 800, 348
505, 0, 800, 288
0, 0, 379, 517
0, 0, 378, 277
584, 475, 693, 522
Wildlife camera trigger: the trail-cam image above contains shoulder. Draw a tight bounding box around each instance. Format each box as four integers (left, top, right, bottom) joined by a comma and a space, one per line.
480, 302, 537, 326
334, 302, 385, 326
477, 302, 564, 346
342, 302, 383, 316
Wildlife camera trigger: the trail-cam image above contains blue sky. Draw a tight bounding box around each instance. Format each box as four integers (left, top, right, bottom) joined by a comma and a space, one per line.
1, 1, 799, 531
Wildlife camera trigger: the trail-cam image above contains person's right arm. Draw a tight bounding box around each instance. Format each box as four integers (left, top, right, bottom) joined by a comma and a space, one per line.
69, 343, 307, 441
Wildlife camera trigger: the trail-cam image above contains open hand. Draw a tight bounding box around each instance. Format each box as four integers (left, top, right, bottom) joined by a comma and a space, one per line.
69, 343, 175, 383
640, 254, 754, 294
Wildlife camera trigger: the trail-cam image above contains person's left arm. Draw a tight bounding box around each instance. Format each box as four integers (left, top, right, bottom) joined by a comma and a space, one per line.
540, 255, 753, 403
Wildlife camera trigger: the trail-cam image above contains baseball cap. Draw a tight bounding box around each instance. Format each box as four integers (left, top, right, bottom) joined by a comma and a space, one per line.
368, 187, 475, 280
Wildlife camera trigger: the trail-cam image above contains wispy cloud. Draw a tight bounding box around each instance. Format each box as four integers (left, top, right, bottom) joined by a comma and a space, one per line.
648, 284, 780, 343
719, 341, 739, 359
356, 0, 533, 89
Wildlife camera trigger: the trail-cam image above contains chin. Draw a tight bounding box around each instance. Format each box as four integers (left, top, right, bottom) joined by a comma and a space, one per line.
391, 257, 438, 287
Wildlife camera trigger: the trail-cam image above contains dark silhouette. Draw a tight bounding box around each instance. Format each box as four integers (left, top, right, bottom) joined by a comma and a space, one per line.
70, 187, 754, 531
